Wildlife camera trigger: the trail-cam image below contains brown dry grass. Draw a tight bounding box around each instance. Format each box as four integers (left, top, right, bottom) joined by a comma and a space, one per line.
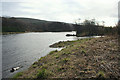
14, 36, 120, 79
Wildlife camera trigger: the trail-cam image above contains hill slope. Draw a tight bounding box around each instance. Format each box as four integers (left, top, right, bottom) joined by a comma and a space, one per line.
2, 17, 75, 32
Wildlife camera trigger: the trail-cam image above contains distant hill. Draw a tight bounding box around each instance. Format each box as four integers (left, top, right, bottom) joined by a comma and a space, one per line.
2, 17, 75, 32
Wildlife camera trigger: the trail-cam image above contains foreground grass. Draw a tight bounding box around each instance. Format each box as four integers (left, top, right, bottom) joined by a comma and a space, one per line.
49, 38, 92, 48
13, 72, 23, 78
13, 36, 119, 79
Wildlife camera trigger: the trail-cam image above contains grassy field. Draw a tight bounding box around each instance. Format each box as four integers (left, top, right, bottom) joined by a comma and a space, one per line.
13, 36, 119, 79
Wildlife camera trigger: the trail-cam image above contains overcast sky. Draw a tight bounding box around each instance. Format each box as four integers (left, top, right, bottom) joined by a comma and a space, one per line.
1, 0, 119, 26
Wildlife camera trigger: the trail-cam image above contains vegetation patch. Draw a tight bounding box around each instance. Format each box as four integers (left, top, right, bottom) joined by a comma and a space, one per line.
38, 56, 46, 61
97, 71, 106, 78
36, 69, 47, 79
49, 50, 58, 55
57, 66, 66, 72
55, 55, 59, 59
36, 68, 53, 79
13, 72, 23, 78
62, 52, 71, 55
81, 49, 86, 54
60, 58, 70, 64
32, 64, 38, 68
50, 37, 91, 48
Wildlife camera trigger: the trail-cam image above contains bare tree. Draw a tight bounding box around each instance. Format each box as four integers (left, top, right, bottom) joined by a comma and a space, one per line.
102, 21, 105, 26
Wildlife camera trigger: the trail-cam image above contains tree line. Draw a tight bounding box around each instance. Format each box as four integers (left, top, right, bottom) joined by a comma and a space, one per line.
74, 19, 118, 36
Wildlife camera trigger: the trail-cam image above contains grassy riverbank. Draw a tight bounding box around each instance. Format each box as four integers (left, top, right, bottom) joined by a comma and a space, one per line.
1, 32, 26, 35
13, 36, 119, 79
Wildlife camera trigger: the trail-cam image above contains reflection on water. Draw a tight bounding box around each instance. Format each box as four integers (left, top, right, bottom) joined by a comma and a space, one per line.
2, 32, 81, 78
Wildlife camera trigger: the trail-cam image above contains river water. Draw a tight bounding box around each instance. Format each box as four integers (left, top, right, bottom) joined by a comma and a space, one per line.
1, 32, 99, 79
2, 32, 88, 78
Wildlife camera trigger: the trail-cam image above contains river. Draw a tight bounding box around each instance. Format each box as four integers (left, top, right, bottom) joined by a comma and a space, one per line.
2, 31, 88, 78
1, 32, 99, 79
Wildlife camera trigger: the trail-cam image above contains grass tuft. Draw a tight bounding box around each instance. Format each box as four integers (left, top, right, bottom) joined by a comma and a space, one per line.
49, 50, 58, 55
13, 72, 23, 78
81, 49, 86, 53
97, 71, 105, 78
32, 64, 38, 68
37, 68, 47, 79
61, 58, 70, 63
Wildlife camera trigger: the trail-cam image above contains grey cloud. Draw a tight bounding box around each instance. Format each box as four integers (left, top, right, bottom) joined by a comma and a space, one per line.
1, 0, 119, 26
2, 2, 25, 16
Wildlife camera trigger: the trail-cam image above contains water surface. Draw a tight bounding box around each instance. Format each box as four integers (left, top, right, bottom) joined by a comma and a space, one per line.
2, 32, 82, 78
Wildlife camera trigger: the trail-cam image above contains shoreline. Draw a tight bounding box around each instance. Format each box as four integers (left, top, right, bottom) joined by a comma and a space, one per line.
13, 36, 119, 79
1, 32, 26, 35
1, 31, 75, 35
